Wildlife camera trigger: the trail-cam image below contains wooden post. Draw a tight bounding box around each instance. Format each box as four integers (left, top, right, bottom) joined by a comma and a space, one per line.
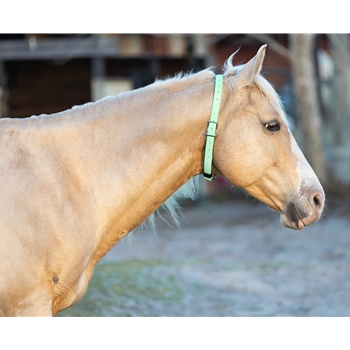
330, 34, 350, 146
90, 57, 106, 101
328, 34, 350, 185
91, 57, 106, 79
289, 34, 328, 185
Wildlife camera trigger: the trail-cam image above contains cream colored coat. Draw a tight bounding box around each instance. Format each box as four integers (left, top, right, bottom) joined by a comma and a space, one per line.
0, 45, 324, 316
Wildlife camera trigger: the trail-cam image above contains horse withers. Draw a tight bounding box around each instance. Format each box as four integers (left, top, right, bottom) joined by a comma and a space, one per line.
0, 45, 324, 316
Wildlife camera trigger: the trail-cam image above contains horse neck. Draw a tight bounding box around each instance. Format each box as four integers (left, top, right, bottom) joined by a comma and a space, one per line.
76, 75, 215, 237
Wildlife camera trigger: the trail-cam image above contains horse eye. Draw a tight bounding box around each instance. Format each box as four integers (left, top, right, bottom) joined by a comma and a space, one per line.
264, 121, 280, 132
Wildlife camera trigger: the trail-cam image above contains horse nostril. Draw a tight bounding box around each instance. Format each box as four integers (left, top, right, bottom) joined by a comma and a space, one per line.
312, 192, 323, 211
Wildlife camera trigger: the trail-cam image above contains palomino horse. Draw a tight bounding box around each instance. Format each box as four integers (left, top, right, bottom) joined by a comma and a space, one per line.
0, 45, 324, 316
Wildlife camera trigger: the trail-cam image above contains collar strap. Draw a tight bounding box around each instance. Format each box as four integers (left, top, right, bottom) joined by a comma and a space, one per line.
203, 74, 223, 181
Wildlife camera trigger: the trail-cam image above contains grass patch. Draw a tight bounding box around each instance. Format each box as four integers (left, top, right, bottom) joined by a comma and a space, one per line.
57, 259, 183, 317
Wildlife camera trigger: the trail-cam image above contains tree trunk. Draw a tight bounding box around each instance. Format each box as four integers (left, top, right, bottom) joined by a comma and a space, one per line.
289, 34, 328, 185
327, 34, 350, 186
329, 34, 350, 146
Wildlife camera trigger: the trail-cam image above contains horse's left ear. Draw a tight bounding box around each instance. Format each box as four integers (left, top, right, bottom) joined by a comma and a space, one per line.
238, 44, 267, 86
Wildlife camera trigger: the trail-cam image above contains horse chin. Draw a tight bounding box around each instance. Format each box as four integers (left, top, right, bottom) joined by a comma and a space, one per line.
281, 213, 305, 230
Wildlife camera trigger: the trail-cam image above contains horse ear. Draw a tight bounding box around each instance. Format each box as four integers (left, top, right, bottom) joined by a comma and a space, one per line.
237, 44, 267, 86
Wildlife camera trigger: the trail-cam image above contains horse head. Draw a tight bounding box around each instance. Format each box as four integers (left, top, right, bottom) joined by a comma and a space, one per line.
213, 45, 325, 230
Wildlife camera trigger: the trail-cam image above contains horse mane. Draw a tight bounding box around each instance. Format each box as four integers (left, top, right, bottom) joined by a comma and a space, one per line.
149, 52, 288, 127
143, 175, 200, 233
120, 175, 201, 250
154, 68, 215, 86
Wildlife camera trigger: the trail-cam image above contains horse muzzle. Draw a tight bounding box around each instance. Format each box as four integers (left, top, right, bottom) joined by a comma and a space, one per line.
281, 189, 325, 230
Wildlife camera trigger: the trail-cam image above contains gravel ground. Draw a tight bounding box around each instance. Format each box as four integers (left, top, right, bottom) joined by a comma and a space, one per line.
99, 191, 350, 317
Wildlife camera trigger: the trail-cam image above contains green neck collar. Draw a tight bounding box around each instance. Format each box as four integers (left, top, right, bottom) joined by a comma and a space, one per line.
203, 74, 223, 181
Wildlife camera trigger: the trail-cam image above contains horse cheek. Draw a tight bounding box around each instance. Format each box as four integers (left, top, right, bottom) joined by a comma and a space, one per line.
215, 136, 267, 188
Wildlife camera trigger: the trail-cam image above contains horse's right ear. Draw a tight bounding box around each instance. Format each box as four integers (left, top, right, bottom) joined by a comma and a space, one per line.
236, 44, 267, 86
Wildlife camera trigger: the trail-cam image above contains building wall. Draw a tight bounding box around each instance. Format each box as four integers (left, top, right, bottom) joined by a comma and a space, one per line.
0, 34, 207, 119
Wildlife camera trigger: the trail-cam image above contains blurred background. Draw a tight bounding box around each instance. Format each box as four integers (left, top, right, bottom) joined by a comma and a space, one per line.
0, 33, 349, 192
0, 33, 349, 316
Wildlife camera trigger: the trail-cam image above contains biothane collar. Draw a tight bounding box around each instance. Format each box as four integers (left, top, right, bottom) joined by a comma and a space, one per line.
203, 74, 223, 181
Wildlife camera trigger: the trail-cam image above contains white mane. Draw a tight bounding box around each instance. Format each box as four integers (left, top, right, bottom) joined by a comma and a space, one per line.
143, 176, 200, 233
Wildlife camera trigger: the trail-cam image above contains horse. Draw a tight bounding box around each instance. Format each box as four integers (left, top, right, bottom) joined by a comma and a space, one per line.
0, 45, 324, 316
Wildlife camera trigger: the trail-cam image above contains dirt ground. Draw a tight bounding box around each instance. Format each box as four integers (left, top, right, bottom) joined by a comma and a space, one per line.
100, 190, 350, 317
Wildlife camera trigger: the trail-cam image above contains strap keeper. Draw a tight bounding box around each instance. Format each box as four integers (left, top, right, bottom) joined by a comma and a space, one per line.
205, 131, 217, 138
206, 120, 218, 137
